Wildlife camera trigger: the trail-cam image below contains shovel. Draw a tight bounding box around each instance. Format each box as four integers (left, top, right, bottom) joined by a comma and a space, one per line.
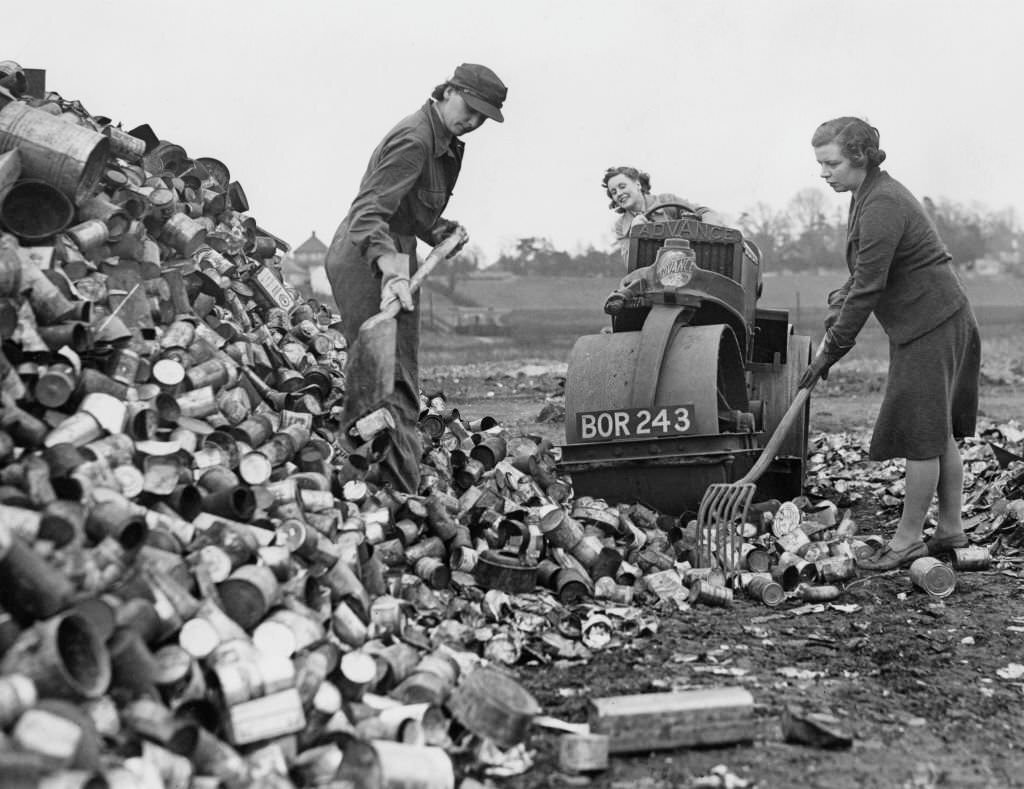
342, 230, 465, 429
696, 354, 823, 574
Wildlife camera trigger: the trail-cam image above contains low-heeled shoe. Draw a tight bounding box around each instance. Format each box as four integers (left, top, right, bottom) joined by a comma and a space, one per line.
858, 540, 928, 571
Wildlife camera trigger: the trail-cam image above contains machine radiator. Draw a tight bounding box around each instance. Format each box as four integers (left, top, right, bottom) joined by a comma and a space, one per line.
634, 238, 736, 280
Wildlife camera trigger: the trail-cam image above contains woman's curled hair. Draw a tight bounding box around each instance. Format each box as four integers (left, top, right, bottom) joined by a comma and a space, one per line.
811, 117, 887, 169
602, 166, 651, 212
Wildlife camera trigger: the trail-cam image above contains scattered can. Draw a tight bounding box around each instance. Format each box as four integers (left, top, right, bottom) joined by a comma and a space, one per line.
909, 557, 956, 599
951, 545, 991, 572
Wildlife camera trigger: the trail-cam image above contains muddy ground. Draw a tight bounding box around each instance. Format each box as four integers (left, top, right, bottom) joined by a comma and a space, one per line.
422, 361, 1024, 789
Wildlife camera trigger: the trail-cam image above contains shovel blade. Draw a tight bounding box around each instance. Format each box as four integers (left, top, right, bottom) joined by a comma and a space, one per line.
342, 315, 397, 428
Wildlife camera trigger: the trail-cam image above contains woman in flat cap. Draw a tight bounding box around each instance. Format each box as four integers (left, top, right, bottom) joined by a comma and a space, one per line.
326, 63, 507, 494
800, 117, 981, 570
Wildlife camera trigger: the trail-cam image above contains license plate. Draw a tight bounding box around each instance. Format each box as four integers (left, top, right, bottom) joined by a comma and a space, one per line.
575, 405, 696, 443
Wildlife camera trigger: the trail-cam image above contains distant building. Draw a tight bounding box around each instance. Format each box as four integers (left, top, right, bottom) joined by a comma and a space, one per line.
282, 231, 329, 301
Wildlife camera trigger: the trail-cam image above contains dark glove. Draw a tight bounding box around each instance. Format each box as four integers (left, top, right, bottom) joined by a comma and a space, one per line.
427, 218, 458, 246
798, 349, 840, 390
375, 252, 413, 312
428, 219, 468, 258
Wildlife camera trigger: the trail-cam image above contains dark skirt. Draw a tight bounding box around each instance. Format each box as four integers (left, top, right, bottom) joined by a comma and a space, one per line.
869, 303, 981, 461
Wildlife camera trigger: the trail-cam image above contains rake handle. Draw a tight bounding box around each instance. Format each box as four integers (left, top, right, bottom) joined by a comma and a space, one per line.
737, 382, 815, 485
736, 337, 826, 485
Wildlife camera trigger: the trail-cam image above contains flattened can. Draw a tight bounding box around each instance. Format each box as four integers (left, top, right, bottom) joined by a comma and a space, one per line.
909, 557, 956, 598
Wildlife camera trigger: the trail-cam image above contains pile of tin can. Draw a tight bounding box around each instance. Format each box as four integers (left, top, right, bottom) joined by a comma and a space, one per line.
0, 61, 1016, 787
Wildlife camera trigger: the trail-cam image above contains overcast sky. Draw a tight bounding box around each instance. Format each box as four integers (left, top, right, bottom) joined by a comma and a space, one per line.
4, 1, 1022, 263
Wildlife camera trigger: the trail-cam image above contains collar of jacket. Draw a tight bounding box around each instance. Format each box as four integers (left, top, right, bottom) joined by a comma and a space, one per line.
848, 167, 886, 228
424, 101, 464, 159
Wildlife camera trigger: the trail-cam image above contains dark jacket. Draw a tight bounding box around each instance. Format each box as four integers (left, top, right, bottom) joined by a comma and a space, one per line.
323, 100, 466, 495
328, 101, 463, 274
825, 169, 968, 357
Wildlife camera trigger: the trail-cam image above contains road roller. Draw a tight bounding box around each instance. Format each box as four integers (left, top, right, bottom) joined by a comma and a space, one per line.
560, 205, 812, 515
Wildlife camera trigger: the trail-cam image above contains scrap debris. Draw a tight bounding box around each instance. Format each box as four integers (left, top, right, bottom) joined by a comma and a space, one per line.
0, 60, 1020, 785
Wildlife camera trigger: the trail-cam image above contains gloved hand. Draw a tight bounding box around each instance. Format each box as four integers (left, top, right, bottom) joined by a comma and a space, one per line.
375, 252, 413, 312
428, 219, 469, 258
798, 348, 841, 390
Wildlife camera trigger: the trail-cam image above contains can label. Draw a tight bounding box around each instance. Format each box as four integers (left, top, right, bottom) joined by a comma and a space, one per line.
225, 688, 306, 746
280, 409, 313, 431
252, 266, 295, 312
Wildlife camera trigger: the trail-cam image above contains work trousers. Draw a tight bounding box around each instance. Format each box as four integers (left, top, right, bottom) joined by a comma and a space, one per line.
326, 230, 422, 495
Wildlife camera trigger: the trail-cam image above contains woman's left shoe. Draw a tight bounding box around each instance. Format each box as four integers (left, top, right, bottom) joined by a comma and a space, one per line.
857, 540, 928, 571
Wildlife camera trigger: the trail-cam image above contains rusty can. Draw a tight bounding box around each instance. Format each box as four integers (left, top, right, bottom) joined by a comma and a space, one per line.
740, 542, 772, 573
225, 687, 306, 747
217, 565, 280, 630
337, 651, 378, 701
350, 406, 395, 444
745, 574, 785, 607
571, 535, 604, 568
160, 212, 207, 256
594, 576, 634, 604
816, 555, 856, 583
951, 545, 991, 571
776, 528, 810, 554
338, 740, 453, 789
369, 595, 405, 637
415, 556, 451, 590
67, 218, 110, 254
332, 600, 368, 647
689, 580, 734, 608
776, 551, 818, 586
539, 508, 584, 550
0, 102, 110, 202
909, 557, 956, 598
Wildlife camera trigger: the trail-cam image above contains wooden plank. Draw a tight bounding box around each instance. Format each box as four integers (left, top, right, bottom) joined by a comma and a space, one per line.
588, 687, 757, 754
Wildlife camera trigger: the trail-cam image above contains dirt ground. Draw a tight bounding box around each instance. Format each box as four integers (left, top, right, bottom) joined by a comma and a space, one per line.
422, 361, 1024, 789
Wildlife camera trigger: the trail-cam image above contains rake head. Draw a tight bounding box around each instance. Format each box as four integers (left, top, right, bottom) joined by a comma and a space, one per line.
695, 481, 755, 576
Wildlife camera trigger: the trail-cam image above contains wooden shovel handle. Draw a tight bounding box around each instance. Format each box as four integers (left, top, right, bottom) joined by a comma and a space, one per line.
377, 231, 465, 321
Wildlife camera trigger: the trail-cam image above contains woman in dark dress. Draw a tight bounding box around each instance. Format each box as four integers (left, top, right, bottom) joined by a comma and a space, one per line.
799, 117, 981, 571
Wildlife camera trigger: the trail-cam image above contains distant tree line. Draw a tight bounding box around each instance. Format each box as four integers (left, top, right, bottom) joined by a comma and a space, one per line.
457, 190, 1022, 285
737, 189, 1021, 273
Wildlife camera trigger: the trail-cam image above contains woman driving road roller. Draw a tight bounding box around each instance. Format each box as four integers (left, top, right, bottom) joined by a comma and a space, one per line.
602, 166, 719, 265
799, 117, 981, 571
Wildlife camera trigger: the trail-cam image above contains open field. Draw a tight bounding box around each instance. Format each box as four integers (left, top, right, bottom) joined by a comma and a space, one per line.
421, 272, 1024, 369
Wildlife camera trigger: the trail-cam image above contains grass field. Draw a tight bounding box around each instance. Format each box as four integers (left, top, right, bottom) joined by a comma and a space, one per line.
422, 271, 1024, 366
